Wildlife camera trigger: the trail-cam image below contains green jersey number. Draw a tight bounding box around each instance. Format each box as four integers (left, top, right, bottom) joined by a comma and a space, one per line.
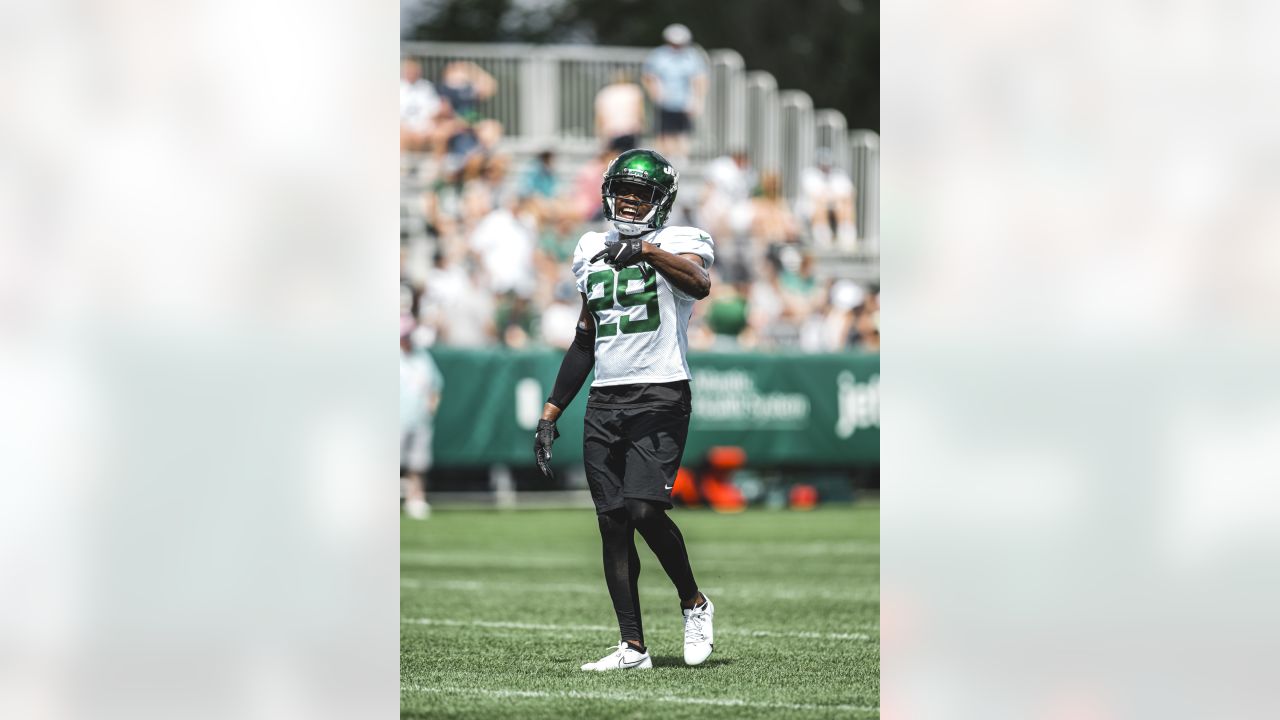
586, 266, 660, 337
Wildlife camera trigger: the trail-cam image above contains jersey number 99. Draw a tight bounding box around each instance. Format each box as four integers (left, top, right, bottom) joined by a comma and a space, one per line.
586, 266, 661, 337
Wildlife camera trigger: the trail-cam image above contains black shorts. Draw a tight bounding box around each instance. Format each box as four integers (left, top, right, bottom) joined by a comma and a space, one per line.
583, 381, 692, 514
657, 109, 693, 135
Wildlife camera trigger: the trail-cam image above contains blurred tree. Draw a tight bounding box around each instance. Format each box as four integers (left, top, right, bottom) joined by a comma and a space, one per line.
403, 0, 879, 132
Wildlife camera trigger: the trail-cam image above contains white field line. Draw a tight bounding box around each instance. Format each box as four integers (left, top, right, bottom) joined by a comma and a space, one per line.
404, 541, 877, 559
402, 542, 879, 569
401, 577, 879, 602
694, 540, 880, 556
401, 617, 876, 641
400, 552, 581, 569
401, 684, 879, 714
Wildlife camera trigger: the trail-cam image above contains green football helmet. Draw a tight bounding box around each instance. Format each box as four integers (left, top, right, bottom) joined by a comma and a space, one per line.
600, 149, 679, 236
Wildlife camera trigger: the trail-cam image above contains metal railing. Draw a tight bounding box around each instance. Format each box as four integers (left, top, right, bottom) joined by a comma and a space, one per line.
402, 40, 878, 244
778, 91, 814, 201
708, 50, 746, 156
850, 130, 880, 249
745, 71, 780, 174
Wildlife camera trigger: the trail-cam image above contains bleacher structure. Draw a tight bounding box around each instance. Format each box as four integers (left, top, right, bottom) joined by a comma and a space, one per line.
401, 41, 879, 282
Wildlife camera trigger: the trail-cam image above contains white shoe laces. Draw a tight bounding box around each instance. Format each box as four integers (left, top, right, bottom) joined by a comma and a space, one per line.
684, 606, 710, 644
598, 642, 633, 667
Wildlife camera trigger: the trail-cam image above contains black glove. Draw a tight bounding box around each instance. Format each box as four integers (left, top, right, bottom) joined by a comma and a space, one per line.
534, 419, 560, 479
590, 236, 644, 269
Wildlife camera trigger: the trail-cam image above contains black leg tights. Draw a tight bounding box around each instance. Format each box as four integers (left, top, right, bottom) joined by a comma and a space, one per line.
597, 499, 700, 644
624, 498, 699, 603
597, 510, 643, 643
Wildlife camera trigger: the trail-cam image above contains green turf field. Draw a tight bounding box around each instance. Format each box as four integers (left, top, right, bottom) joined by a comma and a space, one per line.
401, 504, 879, 719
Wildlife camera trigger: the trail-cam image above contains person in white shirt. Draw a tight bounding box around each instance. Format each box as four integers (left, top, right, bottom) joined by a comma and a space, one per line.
697, 150, 756, 276
400, 58, 443, 153
798, 148, 858, 251
468, 193, 535, 299
400, 317, 444, 519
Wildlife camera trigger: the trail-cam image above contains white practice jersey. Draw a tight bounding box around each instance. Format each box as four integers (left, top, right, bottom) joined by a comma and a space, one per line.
572, 226, 715, 387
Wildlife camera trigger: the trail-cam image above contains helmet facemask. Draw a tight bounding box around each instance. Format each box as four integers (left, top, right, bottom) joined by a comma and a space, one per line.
603, 177, 667, 236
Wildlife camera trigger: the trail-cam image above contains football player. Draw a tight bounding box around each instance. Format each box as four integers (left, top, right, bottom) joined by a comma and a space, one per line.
535, 148, 716, 672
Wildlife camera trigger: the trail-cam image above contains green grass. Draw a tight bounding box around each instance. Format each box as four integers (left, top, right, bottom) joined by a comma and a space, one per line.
401, 504, 879, 719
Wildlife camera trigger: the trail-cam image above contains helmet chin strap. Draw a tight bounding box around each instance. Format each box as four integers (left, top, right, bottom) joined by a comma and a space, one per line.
609, 220, 651, 236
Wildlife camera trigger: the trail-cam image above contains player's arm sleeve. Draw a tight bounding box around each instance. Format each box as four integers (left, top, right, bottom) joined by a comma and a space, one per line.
547, 294, 595, 410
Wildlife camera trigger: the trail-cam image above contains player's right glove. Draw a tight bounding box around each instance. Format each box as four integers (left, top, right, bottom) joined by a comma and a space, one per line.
590, 236, 644, 269
534, 419, 560, 479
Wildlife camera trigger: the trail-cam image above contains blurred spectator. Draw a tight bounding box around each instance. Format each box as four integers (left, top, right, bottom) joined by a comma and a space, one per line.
435, 62, 501, 184
699, 150, 754, 235
863, 284, 880, 315
750, 171, 802, 250
518, 149, 562, 229
400, 278, 417, 318
438, 60, 496, 124
495, 292, 537, 349
539, 282, 581, 350
595, 69, 646, 152
849, 297, 880, 353
747, 256, 809, 349
401, 57, 458, 165
400, 58, 444, 154
458, 178, 496, 238
774, 245, 822, 313
469, 192, 535, 298
570, 146, 615, 223
536, 204, 580, 265
455, 118, 507, 187
417, 251, 465, 338
643, 24, 707, 166
704, 281, 750, 349
421, 180, 458, 243
798, 148, 857, 251
699, 150, 756, 282
400, 316, 444, 520
437, 260, 497, 347
520, 149, 559, 201
399, 59, 440, 149
532, 206, 581, 308
801, 279, 864, 352
706, 150, 755, 204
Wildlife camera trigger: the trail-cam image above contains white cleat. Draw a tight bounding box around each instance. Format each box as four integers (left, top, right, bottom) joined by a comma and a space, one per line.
580, 642, 653, 671
683, 595, 715, 665
404, 498, 430, 520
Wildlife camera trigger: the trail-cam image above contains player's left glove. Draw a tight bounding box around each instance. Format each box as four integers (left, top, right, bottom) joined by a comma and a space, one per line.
591, 236, 644, 269
534, 419, 560, 479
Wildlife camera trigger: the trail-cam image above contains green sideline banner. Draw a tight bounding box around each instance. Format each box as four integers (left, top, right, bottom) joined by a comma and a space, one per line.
426, 348, 879, 468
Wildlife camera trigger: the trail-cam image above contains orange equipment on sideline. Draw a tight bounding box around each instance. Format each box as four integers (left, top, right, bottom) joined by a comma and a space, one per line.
673, 446, 747, 513
788, 483, 818, 510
